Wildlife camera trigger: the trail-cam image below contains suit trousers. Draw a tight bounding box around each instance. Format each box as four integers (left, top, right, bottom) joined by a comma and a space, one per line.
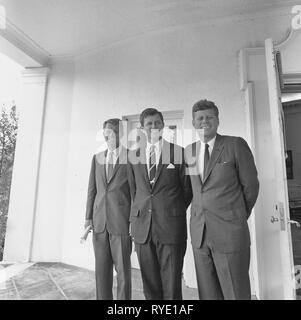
93, 229, 132, 300
193, 223, 251, 300
135, 221, 186, 300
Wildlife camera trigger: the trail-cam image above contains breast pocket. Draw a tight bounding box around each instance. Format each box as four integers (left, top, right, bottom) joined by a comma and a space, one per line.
163, 165, 178, 184
213, 161, 235, 176
215, 160, 234, 168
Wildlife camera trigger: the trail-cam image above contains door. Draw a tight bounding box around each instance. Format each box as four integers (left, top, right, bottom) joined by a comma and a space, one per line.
265, 38, 296, 299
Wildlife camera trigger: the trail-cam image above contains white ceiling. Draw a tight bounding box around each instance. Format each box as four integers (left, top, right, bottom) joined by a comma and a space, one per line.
0, 0, 299, 59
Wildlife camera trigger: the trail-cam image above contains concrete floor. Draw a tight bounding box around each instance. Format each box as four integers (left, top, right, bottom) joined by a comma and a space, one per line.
1, 261, 299, 300
0, 262, 198, 300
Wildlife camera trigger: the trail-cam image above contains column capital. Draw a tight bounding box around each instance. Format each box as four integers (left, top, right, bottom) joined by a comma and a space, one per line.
22, 67, 50, 84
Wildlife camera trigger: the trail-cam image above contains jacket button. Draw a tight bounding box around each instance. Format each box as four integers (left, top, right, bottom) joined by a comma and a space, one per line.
148, 209, 152, 213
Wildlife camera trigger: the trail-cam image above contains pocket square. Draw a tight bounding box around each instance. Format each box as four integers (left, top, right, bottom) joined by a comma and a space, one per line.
167, 163, 175, 169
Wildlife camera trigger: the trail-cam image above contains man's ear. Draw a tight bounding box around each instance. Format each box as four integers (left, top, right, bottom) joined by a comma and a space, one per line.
192, 118, 195, 128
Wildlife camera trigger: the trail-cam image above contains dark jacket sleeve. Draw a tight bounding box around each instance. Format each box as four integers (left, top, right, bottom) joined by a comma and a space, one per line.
85, 155, 97, 220
235, 137, 259, 218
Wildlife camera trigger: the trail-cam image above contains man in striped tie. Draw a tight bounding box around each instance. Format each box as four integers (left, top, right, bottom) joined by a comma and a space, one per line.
127, 108, 192, 300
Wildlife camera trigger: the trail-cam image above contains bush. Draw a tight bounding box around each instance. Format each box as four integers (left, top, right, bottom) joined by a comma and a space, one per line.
0, 104, 18, 261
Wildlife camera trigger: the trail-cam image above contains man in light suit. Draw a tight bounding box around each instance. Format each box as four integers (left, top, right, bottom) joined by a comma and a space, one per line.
85, 118, 132, 300
127, 108, 192, 300
185, 99, 259, 300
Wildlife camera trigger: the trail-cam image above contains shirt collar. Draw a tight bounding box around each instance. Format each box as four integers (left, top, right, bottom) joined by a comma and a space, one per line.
107, 145, 121, 157
200, 135, 216, 149
146, 139, 162, 151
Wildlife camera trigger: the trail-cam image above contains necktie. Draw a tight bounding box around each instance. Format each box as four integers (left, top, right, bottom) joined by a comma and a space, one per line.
149, 145, 156, 186
203, 143, 210, 180
107, 151, 114, 182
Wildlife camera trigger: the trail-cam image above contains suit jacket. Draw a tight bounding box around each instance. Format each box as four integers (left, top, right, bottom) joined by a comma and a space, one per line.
85, 147, 131, 235
127, 140, 192, 245
185, 134, 259, 253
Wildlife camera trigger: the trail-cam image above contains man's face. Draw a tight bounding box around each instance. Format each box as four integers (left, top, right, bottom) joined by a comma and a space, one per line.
142, 114, 164, 144
192, 109, 219, 142
103, 123, 119, 150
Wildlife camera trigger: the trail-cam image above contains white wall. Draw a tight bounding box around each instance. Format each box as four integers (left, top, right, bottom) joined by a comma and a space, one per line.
281, 31, 301, 74
59, 12, 293, 279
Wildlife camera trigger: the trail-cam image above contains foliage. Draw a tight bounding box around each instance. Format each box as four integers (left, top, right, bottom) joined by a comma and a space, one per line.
0, 103, 18, 261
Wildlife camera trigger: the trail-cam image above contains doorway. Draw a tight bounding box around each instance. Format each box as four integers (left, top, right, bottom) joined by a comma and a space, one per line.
239, 37, 301, 299
122, 110, 184, 150
282, 93, 301, 299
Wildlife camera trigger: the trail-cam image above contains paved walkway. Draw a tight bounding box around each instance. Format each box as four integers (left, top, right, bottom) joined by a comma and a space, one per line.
0, 262, 198, 300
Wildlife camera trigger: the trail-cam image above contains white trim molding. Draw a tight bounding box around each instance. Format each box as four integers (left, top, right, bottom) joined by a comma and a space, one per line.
0, 18, 50, 66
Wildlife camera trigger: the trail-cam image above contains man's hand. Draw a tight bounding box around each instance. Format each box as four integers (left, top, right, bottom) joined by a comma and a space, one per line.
81, 220, 93, 243
84, 219, 93, 229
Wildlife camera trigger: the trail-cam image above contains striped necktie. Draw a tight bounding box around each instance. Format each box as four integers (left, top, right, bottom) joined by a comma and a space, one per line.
149, 145, 156, 186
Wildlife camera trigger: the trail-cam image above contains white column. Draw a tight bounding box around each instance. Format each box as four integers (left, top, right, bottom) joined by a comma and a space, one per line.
3, 67, 49, 262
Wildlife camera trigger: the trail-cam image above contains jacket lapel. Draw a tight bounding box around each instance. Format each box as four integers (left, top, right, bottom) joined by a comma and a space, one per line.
106, 147, 126, 184
202, 134, 224, 184
136, 147, 152, 191
153, 140, 166, 187
95, 150, 107, 186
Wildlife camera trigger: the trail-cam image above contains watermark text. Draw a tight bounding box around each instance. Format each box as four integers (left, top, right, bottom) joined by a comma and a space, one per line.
0, 5, 6, 30
292, 5, 301, 30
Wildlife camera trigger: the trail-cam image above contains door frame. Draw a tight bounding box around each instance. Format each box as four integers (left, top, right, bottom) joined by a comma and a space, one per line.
239, 31, 301, 299
122, 110, 185, 147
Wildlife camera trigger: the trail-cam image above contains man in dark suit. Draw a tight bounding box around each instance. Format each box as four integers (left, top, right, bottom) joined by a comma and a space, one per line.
85, 118, 132, 300
127, 108, 192, 300
185, 99, 259, 300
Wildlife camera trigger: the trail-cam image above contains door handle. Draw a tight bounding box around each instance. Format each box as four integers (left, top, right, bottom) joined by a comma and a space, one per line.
288, 220, 301, 228
271, 216, 279, 223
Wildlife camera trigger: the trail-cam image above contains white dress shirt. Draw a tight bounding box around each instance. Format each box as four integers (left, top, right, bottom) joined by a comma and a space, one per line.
198, 136, 216, 181
106, 146, 121, 177
146, 140, 162, 175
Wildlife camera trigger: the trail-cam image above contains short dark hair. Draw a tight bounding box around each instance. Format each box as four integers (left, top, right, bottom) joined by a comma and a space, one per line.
140, 108, 164, 127
103, 118, 122, 133
192, 99, 219, 118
